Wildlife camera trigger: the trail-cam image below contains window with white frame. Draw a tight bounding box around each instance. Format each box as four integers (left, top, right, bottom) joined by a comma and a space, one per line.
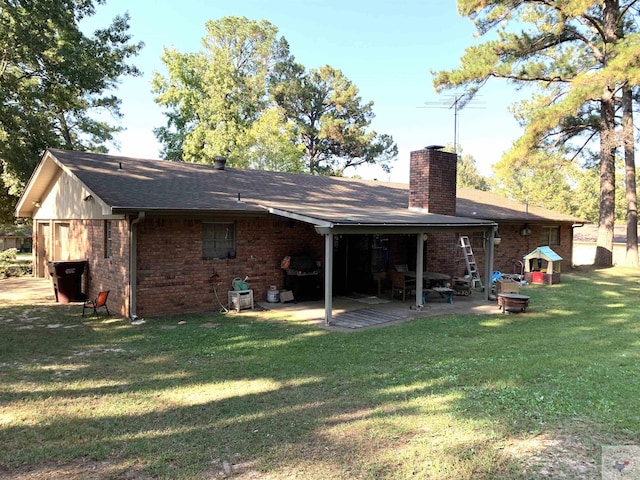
541, 225, 560, 245
202, 222, 236, 259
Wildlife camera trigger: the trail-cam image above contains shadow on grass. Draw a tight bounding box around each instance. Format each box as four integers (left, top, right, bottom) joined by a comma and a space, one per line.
1, 268, 639, 479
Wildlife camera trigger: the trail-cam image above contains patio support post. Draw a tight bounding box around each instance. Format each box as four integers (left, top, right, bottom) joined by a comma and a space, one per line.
324, 232, 334, 325
484, 227, 496, 300
416, 233, 424, 306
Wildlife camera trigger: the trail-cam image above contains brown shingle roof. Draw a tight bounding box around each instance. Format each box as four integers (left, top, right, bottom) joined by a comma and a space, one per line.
456, 189, 582, 222
20, 149, 580, 226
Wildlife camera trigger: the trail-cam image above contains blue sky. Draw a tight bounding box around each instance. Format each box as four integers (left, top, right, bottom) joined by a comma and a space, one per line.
84, 0, 527, 182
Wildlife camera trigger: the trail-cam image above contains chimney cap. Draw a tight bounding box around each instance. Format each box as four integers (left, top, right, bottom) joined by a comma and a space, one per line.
424, 145, 445, 150
213, 156, 227, 170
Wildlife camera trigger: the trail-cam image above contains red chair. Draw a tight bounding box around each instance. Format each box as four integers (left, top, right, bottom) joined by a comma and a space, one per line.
83, 290, 110, 317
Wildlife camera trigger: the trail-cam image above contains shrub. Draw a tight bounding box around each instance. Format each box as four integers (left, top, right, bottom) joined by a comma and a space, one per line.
0, 248, 33, 278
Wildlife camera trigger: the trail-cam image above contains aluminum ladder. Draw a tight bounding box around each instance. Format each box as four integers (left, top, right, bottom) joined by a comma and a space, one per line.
459, 236, 483, 289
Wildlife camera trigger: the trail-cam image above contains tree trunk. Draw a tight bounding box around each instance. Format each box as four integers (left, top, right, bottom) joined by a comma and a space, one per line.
594, 0, 619, 268
623, 85, 638, 267
595, 90, 616, 268
57, 112, 74, 150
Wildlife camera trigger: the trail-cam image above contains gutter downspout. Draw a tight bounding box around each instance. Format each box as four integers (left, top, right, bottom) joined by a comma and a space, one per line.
129, 212, 145, 319
571, 223, 585, 267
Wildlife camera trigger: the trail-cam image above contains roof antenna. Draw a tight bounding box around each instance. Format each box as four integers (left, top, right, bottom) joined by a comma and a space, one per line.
418, 93, 484, 153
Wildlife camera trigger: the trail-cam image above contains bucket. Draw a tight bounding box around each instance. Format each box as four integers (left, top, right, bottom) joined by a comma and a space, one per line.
267, 286, 280, 303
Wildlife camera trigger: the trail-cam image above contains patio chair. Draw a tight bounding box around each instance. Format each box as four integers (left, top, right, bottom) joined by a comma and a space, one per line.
82, 290, 110, 317
389, 270, 416, 301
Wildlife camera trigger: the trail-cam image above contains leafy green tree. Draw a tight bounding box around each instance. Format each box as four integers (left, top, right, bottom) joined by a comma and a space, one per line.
433, 0, 640, 267
0, 0, 143, 223
152, 16, 297, 168
564, 155, 633, 225
234, 107, 306, 172
573, 167, 601, 223
272, 63, 397, 175
493, 148, 578, 215
455, 149, 489, 191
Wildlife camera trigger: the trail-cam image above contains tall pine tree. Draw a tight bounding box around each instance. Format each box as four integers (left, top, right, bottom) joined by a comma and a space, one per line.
434, 0, 640, 267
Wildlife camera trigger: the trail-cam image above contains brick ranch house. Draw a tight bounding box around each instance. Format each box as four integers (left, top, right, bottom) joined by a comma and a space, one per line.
16, 147, 582, 324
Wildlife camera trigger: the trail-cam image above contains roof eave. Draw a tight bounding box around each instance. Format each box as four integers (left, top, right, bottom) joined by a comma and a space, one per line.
15, 150, 55, 218
262, 206, 333, 228
110, 206, 268, 216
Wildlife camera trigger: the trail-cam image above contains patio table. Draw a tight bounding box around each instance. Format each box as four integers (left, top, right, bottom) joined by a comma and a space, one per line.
405, 271, 451, 288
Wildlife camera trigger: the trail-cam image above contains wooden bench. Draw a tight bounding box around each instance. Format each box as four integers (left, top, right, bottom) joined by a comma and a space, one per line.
423, 287, 455, 304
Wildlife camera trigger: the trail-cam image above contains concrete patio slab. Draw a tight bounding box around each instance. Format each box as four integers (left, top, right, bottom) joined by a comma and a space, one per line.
243, 291, 502, 331
0, 277, 506, 331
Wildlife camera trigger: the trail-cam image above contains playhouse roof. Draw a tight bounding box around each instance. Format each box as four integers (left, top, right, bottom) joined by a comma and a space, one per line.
523, 246, 563, 262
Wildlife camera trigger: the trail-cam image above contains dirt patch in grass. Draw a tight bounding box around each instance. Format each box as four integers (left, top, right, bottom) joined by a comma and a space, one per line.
0, 277, 55, 306
1, 459, 155, 480
505, 430, 602, 479
3, 457, 264, 480
1, 432, 601, 480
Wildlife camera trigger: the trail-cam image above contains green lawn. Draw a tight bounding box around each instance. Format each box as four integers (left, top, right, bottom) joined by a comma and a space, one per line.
1, 268, 639, 479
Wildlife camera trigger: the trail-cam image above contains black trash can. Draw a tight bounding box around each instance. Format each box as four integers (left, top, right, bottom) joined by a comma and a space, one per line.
47, 260, 87, 303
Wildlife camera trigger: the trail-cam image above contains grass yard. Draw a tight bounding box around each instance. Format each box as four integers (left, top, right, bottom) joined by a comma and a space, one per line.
1, 267, 640, 479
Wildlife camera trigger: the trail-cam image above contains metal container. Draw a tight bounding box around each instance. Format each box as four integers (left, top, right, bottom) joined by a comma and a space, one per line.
267, 286, 280, 303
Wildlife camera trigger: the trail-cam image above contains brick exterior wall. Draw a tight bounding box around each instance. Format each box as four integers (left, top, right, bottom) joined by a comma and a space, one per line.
135, 215, 323, 317
37, 215, 574, 318
44, 200, 573, 318
388, 223, 573, 283
55, 219, 130, 316
426, 232, 459, 275
90, 219, 130, 316
409, 148, 457, 215
490, 222, 573, 274
439, 223, 574, 279
128, 217, 573, 315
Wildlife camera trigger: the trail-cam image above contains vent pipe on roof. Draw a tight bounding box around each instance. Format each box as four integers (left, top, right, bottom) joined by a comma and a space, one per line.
213, 156, 227, 170
117, 162, 124, 172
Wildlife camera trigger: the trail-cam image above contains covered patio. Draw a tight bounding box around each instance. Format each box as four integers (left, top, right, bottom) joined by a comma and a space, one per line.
266, 203, 498, 326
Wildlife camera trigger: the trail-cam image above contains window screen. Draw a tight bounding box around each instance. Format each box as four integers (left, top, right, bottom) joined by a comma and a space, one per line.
541, 226, 560, 245
202, 223, 236, 259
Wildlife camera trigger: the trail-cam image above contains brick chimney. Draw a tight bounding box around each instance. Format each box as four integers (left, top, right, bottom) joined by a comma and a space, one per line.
409, 146, 457, 216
